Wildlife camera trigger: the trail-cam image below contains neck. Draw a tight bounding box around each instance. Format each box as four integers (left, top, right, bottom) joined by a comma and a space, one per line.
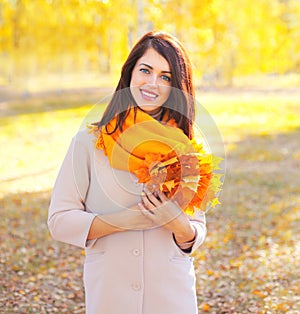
138, 106, 163, 120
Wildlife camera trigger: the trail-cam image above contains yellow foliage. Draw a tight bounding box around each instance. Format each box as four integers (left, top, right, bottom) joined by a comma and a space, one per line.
0, 0, 299, 83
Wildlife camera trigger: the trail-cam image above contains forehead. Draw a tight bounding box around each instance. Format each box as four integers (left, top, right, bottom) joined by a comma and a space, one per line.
137, 48, 170, 71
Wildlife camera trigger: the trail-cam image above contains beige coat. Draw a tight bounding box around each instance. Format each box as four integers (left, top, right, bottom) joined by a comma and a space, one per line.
48, 129, 206, 314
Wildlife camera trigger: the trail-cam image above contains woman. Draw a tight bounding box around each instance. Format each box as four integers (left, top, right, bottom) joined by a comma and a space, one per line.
48, 31, 207, 314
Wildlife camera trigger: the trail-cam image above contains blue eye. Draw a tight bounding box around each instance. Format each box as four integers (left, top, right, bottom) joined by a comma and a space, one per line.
161, 75, 171, 82
140, 68, 150, 74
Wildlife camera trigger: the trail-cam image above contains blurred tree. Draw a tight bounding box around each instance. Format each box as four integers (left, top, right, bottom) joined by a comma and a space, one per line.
280, 0, 300, 72
0, 0, 299, 87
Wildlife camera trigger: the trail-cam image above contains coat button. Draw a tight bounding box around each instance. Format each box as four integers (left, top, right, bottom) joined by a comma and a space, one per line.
132, 248, 140, 256
132, 283, 141, 291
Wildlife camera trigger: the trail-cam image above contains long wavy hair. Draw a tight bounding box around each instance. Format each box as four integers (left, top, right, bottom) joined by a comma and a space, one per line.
95, 31, 195, 139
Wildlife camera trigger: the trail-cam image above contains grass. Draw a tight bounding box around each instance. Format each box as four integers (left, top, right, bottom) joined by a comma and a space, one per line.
1, 90, 300, 313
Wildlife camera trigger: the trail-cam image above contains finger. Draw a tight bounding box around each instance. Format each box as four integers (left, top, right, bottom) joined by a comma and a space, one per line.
142, 189, 161, 207
156, 190, 169, 202
138, 202, 155, 216
141, 192, 157, 210
156, 190, 181, 210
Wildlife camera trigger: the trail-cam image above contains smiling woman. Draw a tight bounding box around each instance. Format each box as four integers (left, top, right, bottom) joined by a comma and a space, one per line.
130, 48, 172, 114
96, 31, 194, 138
48, 31, 208, 314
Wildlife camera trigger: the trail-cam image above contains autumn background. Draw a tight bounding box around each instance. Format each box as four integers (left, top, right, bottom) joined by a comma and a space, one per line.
0, 0, 299, 313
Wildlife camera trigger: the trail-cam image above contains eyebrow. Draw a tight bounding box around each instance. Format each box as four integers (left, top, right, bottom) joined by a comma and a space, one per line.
138, 63, 172, 74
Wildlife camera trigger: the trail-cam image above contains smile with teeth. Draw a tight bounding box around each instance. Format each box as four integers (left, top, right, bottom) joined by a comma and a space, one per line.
140, 89, 158, 100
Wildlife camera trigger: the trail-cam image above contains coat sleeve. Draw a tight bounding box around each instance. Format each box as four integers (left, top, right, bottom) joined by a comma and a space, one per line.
173, 211, 207, 254
47, 132, 97, 248
189, 211, 207, 253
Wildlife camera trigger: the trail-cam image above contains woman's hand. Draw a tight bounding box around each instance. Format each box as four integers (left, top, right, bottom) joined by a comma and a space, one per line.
87, 205, 156, 240
138, 188, 196, 244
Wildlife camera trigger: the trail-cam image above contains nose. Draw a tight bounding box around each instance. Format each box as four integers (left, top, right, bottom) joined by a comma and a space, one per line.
147, 74, 159, 87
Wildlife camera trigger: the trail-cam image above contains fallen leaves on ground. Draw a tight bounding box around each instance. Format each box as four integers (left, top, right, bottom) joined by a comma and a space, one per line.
1, 94, 299, 313
195, 131, 300, 313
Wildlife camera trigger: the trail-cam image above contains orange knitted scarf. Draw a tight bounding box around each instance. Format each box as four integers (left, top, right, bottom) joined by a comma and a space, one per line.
94, 108, 220, 215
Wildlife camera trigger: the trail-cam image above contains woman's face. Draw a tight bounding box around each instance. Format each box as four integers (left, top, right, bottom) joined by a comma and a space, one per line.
130, 48, 172, 114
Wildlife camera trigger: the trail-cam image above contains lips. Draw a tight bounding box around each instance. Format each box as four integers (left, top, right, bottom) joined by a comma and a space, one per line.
140, 89, 158, 100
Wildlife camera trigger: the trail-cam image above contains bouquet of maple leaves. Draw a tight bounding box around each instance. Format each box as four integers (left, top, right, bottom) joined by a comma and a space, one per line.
134, 141, 223, 215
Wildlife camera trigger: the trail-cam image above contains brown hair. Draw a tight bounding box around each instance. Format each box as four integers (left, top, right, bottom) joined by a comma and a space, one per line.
96, 31, 195, 139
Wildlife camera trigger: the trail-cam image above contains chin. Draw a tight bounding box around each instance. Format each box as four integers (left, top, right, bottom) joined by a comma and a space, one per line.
140, 106, 158, 111
138, 105, 162, 113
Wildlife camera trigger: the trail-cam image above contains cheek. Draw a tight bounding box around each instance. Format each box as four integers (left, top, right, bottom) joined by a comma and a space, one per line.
130, 86, 139, 105
129, 74, 136, 88
130, 71, 144, 87
161, 86, 172, 100
130, 70, 137, 87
